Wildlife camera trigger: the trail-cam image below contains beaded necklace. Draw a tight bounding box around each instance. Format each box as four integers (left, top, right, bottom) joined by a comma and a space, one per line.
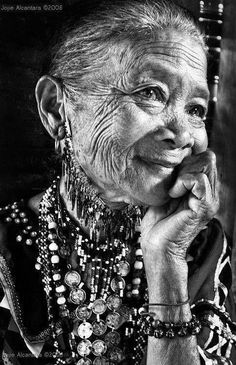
35, 177, 148, 365
2, 189, 236, 363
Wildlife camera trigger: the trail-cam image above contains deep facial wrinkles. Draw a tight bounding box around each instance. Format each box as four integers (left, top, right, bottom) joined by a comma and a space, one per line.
91, 120, 114, 155
92, 94, 139, 172
136, 46, 204, 69
114, 94, 166, 114
121, 41, 205, 80
137, 41, 205, 65
90, 97, 118, 164
69, 32, 208, 207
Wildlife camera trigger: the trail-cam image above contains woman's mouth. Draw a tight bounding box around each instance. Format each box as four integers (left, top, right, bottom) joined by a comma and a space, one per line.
135, 156, 181, 169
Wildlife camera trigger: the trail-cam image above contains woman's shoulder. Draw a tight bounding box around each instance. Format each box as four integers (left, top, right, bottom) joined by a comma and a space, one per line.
0, 199, 39, 265
0, 199, 49, 339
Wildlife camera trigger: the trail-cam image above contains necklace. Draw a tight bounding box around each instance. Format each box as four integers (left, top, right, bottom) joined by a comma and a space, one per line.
36, 107, 148, 364
2, 177, 236, 363
2, 186, 236, 364
35, 177, 148, 365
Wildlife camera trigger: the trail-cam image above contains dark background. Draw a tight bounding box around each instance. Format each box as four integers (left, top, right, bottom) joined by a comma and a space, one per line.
0, 1, 63, 204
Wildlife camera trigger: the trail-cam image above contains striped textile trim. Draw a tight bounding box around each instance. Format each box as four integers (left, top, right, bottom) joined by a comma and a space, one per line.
202, 234, 233, 359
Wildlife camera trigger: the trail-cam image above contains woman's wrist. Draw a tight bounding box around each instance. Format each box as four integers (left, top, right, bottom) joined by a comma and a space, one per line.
146, 255, 188, 291
147, 301, 192, 322
146, 258, 190, 321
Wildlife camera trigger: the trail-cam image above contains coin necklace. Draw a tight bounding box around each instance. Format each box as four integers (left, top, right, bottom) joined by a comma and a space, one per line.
35, 178, 148, 365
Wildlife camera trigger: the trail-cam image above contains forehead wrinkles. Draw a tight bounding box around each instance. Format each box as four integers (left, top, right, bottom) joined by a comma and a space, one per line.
123, 40, 206, 73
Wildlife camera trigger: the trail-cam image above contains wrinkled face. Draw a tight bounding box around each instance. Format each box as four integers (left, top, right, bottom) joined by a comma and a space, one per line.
68, 30, 209, 207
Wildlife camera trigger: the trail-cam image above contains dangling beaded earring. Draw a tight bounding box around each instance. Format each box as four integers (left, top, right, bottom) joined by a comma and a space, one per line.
55, 138, 61, 155
62, 102, 104, 213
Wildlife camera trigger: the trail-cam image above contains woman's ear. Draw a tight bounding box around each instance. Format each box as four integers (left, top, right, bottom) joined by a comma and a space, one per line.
35, 75, 66, 140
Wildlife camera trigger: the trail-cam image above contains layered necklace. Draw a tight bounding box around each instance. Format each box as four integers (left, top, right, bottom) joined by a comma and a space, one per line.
33, 107, 151, 364
35, 176, 148, 365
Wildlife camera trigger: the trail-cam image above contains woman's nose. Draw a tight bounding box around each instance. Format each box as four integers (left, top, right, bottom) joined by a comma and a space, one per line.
153, 125, 194, 150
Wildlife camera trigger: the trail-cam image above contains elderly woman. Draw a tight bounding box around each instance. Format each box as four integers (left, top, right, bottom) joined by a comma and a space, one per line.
0, 0, 235, 364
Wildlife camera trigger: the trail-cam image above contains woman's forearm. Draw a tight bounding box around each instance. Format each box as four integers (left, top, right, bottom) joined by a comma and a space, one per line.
146, 261, 201, 365
147, 333, 200, 365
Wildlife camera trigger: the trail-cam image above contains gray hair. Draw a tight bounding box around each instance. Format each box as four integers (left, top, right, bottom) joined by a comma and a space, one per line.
49, 0, 205, 108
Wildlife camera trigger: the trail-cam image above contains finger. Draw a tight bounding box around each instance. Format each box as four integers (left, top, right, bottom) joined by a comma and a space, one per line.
169, 173, 218, 218
169, 173, 210, 201
179, 150, 215, 175
192, 134, 208, 154
178, 150, 217, 196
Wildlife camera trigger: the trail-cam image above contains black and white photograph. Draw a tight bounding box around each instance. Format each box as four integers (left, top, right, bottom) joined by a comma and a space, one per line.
1, 1, 236, 364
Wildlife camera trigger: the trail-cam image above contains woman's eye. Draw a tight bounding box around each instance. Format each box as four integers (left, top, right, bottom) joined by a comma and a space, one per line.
188, 105, 206, 119
136, 87, 165, 102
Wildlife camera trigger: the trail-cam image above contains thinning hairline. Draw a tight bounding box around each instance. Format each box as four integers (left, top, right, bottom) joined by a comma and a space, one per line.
50, 18, 206, 97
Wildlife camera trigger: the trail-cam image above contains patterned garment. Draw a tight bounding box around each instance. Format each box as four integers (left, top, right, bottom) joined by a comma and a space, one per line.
193, 232, 236, 364
0, 200, 235, 365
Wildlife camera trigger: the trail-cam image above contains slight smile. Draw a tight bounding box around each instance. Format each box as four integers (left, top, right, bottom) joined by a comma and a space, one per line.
136, 156, 181, 169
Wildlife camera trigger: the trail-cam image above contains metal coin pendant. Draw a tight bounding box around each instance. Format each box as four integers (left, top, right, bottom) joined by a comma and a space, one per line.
93, 356, 108, 365
77, 358, 92, 365
107, 346, 124, 363
77, 339, 92, 357
92, 319, 107, 336
65, 270, 81, 287
92, 299, 107, 315
78, 322, 93, 339
118, 260, 130, 277
104, 331, 121, 347
70, 288, 86, 304
106, 312, 122, 330
110, 276, 125, 293
76, 304, 92, 321
107, 294, 122, 311
92, 340, 107, 356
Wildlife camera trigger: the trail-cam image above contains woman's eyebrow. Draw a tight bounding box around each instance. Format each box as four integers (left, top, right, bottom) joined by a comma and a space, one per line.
192, 86, 210, 101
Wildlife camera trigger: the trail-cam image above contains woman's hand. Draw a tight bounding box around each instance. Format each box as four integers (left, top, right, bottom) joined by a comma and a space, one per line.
140, 150, 219, 290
